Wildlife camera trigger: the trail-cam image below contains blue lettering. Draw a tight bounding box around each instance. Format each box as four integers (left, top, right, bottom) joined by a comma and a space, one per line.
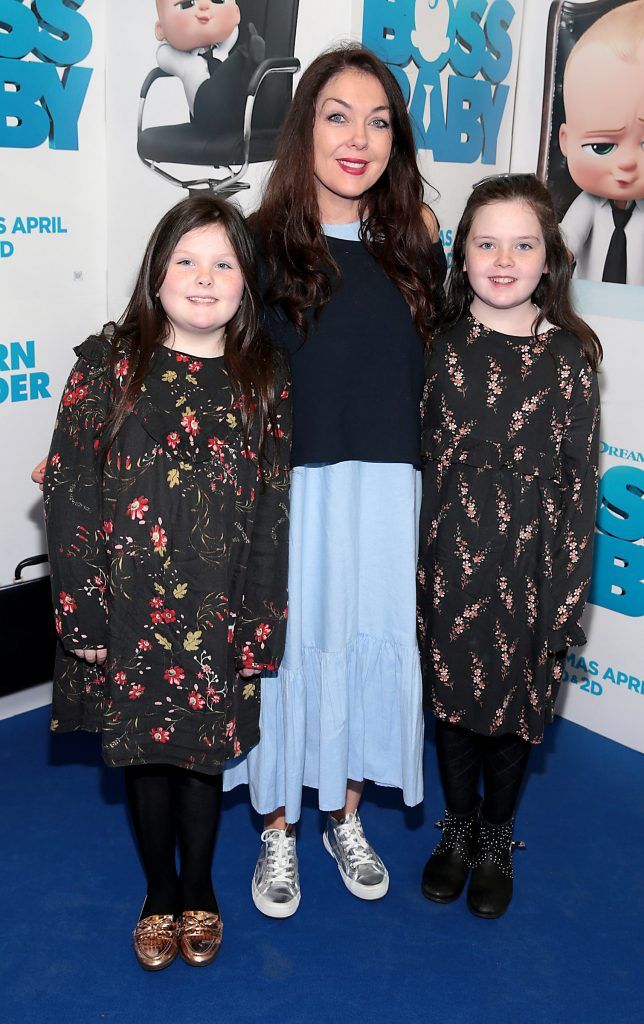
0, 0, 38, 59
10, 340, 35, 371
33, 0, 92, 66
589, 532, 644, 617
362, 0, 414, 67
450, 0, 487, 79
0, 240, 14, 257
0, 60, 92, 149
29, 371, 51, 400
11, 372, 28, 402
482, 0, 514, 83
362, 0, 513, 166
597, 466, 644, 543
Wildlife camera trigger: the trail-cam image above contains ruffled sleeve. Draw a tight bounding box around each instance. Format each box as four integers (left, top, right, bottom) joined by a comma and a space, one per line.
549, 356, 600, 653
233, 370, 292, 672
44, 334, 114, 652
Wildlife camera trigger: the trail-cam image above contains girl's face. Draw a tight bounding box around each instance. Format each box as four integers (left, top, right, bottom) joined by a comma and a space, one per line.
158, 222, 244, 357
312, 69, 393, 222
464, 199, 548, 329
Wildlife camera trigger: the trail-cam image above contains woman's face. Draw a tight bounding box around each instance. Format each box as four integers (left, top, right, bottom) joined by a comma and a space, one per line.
312, 69, 393, 222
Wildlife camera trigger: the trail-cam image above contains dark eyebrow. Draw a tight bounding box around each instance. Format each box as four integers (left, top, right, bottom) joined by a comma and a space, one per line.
320, 96, 390, 113
471, 235, 541, 242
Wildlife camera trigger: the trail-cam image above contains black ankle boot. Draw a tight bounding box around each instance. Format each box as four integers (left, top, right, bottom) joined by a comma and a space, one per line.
467, 816, 520, 919
421, 804, 479, 903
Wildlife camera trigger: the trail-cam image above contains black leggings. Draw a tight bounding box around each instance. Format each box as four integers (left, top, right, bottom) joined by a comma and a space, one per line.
124, 764, 223, 918
435, 720, 531, 824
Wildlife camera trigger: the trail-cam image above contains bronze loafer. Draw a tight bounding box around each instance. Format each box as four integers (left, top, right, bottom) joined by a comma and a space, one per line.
179, 910, 223, 966
133, 914, 179, 971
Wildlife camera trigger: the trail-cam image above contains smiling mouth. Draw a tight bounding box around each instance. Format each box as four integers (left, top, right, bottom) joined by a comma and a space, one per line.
337, 159, 369, 175
489, 276, 516, 285
188, 296, 216, 304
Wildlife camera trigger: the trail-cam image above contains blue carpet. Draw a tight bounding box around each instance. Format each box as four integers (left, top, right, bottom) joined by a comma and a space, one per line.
0, 708, 641, 1024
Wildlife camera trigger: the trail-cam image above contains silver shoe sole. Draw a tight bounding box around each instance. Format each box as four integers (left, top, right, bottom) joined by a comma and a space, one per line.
322, 831, 390, 900
251, 877, 301, 919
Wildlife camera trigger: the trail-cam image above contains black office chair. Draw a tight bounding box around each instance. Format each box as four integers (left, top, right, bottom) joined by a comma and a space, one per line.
137, 0, 300, 197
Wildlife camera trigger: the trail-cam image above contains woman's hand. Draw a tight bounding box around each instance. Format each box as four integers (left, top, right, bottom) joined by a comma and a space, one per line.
73, 648, 108, 665
239, 667, 260, 678
31, 457, 47, 490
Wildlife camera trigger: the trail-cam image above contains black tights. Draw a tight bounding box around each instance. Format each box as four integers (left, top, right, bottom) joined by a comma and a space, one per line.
124, 764, 222, 919
435, 720, 531, 824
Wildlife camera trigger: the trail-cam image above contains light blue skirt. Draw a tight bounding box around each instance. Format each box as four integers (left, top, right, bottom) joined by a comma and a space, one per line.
223, 461, 425, 823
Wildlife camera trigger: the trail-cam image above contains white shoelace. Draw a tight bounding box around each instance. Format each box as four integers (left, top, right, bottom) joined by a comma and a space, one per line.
334, 817, 378, 867
260, 828, 297, 883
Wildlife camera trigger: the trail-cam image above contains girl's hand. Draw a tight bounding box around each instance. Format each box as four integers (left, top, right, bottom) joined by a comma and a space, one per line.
73, 648, 108, 665
239, 667, 260, 678
31, 457, 47, 490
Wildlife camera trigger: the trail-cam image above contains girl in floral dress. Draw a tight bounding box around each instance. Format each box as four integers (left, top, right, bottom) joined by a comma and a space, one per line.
44, 196, 290, 969
417, 174, 601, 918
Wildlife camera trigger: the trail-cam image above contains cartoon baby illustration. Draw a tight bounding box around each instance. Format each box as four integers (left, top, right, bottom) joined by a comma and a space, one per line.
154, 0, 265, 130
559, 0, 644, 286
411, 0, 453, 69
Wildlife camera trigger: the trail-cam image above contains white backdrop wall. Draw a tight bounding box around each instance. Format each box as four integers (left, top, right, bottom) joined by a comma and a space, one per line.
2, 0, 642, 753
0, 0, 107, 584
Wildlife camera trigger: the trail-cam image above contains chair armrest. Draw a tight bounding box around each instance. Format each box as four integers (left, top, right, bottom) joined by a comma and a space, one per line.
140, 67, 171, 100
247, 57, 301, 99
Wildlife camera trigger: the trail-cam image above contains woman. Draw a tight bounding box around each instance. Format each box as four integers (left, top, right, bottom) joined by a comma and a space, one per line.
223, 43, 446, 917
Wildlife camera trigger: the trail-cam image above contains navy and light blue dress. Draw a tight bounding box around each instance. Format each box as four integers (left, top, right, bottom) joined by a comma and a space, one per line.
224, 222, 446, 822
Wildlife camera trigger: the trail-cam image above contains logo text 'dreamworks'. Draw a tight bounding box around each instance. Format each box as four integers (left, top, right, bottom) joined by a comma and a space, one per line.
0, 0, 93, 150
589, 465, 644, 618
0, 340, 51, 404
362, 0, 515, 164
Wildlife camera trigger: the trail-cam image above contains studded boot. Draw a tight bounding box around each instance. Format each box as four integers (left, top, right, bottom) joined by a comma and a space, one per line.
467, 815, 522, 919
421, 803, 480, 903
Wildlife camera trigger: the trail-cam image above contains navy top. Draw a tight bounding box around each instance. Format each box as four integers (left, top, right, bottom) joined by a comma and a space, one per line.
261, 224, 447, 469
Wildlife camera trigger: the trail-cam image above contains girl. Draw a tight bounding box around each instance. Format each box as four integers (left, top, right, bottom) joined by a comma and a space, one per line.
44, 195, 290, 967
417, 174, 601, 918
223, 44, 446, 916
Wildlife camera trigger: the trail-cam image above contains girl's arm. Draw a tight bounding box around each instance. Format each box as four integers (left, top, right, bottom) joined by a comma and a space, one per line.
44, 341, 112, 658
549, 358, 601, 653
234, 374, 292, 674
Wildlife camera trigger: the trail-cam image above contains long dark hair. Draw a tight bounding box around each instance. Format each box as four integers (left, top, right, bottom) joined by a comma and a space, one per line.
252, 42, 439, 345
444, 173, 602, 369
102, 195, 280, 472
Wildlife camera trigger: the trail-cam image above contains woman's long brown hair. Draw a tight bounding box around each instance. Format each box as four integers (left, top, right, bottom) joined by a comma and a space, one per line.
252, 43, 440, 345
444, 174, 602, 369
101, 195, 280, 474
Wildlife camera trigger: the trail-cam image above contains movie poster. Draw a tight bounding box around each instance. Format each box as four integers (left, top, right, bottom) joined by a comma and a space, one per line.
538, 0, 644, 288
512, 0, 644, 752
358, 0, 526, 268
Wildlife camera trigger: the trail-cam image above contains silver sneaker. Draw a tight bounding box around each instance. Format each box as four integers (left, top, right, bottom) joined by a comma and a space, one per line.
323, 811, 389, 900
251, 828, 301, 918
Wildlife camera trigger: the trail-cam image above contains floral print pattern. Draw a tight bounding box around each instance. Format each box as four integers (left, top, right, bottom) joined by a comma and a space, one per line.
45, 334, 291, 772
417, 316, 600, 743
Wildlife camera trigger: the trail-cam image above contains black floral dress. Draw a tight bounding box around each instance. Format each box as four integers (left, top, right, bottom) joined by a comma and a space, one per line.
417, 315, 600, 743
44, 334, 291, 772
